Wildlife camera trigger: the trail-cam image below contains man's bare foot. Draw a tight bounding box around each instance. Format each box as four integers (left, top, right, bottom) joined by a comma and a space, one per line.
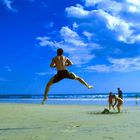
41, 100, 45, 105
41, 97, 48, 105
88, 85, 93, 89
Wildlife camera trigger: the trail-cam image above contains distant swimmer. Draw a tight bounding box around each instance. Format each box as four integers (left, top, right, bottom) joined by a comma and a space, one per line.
112, 94, 123, 113
41, 48, 93, 104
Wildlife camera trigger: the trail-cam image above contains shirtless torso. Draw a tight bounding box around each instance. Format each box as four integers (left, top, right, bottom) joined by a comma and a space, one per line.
50, 55, 72, 71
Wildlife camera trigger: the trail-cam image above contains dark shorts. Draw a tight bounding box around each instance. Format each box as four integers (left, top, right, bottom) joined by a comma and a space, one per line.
52, 70, 76, 83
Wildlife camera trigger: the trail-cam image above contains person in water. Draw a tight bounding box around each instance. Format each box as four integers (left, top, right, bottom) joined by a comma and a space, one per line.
41, 48, 93, 104
112, 94, 123, 113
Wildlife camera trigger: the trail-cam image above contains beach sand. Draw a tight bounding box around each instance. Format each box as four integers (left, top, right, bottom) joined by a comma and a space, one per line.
0, 104, 140, 140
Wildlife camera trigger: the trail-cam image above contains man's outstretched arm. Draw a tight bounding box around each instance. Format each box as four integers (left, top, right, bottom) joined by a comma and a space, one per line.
113, 99, 117, 107
50, 58, 56, 68
66, 58, 73, 66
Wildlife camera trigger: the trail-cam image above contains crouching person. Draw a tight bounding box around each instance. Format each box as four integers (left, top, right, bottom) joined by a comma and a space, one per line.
112, 94, 123, 113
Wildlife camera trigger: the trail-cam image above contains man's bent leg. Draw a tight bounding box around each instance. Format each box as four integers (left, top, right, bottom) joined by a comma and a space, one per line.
75, 76, 93, 89
117, 105, 120, 113
41, 77, 54, 104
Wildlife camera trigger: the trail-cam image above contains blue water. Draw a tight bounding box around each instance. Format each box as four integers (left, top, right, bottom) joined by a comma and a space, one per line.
0, 93, 140, 106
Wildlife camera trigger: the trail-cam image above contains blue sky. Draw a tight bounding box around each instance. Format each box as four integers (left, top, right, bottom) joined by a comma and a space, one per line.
0, 0, 140, 95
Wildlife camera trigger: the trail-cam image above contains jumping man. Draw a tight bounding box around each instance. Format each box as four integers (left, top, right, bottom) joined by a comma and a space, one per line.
41, 48, 93, 104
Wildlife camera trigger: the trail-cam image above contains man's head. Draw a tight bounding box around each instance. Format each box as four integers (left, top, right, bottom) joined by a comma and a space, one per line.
117, 88, 120, 90
109, 92, 112, 96
57, 48, 63, 56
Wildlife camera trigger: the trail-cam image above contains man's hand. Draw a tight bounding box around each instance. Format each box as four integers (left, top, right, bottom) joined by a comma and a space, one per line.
66, 58, 73, 66
112, 105, 115, 110
50, 58, 56, 68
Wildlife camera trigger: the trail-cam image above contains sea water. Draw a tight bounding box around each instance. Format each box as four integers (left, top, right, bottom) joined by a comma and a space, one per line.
0, 93, 140, 106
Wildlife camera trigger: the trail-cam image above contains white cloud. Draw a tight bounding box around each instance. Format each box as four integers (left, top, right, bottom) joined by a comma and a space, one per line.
109, 57, 140, 72
1, 0, 35, 12
83, 31, 93, 40
126, 0, 140, 13
36, 0, 140, 71
85, 64, 110, 72
66, 1, 140, 44
36, 37, 55, 47
127, 0, 140, 5
97, 9, 135, 43
66, 4, 89, 18
85, 57, 140, 72
37, 26, 100, 66
85, 0, 123, 15
99, 9, 140, 43
85, 0, 140, 15
1, 0, 17, 12
60, 26, 87, 47
72, 22, 79, 29
85, 0, 102, 7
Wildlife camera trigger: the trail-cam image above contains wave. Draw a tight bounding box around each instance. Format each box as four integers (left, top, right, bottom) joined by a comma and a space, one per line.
0, 93, 140, 99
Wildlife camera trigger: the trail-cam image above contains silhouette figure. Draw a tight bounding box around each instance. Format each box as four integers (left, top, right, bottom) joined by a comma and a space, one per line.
41, 48, 93, 104
117, 88, 123, 99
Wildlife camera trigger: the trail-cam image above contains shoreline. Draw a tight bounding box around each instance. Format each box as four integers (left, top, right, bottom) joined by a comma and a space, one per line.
0, 98, 139, 106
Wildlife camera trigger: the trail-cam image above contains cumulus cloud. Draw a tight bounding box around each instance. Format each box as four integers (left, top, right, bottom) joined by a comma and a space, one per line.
60, 26, 87, 47
85, 0, 140, 14
109, 57, 140, 72
83, 31, 93, 40
97, 9, 135, 43
126, 0, 140, 13
65, 0, 140, 44
66, 4, 89, 18
37, 26, 100, 66
36, 0, 140, 72
85, 0, 123, 15
85, 56, 140, 72
98, 9, 140, 43
36, 36, 55, 47
72, 22, 79, 29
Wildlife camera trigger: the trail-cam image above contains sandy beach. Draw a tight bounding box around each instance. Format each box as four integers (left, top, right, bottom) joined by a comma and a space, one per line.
0, 104, 140, 140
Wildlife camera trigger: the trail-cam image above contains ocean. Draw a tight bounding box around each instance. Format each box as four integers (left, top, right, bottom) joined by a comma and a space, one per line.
0, 93, 140, 106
